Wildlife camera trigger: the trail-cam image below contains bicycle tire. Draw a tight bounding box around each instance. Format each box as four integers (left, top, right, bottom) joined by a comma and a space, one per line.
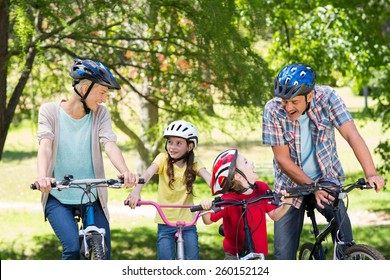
89, 233, 108, 260
343, 244, 385, 260
299, 242, 321, 260
81, 233, 108, 260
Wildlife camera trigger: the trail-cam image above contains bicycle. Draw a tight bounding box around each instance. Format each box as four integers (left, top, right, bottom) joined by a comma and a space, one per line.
124, 199, 210, 260
286, 177, 385, 260
31, 174, 144, 260
190, 190, 290, 260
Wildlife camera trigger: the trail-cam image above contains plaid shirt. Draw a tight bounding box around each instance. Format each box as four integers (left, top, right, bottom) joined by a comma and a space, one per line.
262, 85, 353, 208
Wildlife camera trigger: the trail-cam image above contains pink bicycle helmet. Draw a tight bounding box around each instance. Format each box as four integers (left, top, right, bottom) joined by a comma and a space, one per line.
211, 148, 238, 195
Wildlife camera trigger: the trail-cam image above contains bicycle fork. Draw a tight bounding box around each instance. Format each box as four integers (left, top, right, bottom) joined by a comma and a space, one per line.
80, 204, 106, 259
175, 226, 185, 260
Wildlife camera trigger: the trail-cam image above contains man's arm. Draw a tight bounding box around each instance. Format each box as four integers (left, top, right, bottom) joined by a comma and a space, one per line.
272, 145, 332, 208
338, 121, 385, 191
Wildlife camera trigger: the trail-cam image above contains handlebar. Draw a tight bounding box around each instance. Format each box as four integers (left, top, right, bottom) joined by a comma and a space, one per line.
31, 174, 145, 190
124, 200, 202, 228
190, 190, 284, 213
190, 178, 373, 212
284, 177, 373, 196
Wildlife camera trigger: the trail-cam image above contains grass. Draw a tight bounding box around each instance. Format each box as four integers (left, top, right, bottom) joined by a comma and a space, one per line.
1, 87, 389, 260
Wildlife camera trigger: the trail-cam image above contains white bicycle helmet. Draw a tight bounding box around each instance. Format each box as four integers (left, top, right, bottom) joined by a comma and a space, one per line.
211, 148, 238, 195
163, 120, 199, 148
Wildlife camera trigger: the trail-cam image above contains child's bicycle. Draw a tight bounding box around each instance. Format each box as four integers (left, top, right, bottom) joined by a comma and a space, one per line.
190, 190, 291, 260
31, 174, 144, 260
286, 177, 385, 260
124, 199, 209, 260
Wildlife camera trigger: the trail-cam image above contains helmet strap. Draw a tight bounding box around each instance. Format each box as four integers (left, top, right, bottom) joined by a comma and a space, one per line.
234, 168, 258, 193
302, 96, 310, 115
73, 82, 95, 114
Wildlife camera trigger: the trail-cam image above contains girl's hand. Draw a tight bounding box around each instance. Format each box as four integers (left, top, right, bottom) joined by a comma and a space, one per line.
125, 190, 141, 209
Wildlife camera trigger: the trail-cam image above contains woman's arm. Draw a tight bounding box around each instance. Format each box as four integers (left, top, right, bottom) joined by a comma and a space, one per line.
35, 138, 55, 192
125, 163, 159, 209
104, 141, 138, 188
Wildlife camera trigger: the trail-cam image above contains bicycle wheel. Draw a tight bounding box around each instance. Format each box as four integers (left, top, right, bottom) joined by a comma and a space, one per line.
343, 244, 385, 260
299, 242, 321, 260
81, 233, 108, 260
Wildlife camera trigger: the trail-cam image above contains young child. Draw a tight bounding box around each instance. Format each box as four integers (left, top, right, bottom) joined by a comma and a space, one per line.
200, 148, 292, 260
125, 120, 211, 260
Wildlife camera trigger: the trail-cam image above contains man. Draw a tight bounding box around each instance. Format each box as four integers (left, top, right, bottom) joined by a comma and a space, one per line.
262, 63, 385, 260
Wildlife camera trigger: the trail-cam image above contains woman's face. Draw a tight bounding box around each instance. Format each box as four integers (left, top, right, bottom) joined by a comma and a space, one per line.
166, 137, 192, 159
84, 84, 109, 112
235, 154, 257, 183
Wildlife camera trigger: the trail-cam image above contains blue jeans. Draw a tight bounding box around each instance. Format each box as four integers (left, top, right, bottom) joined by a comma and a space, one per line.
274, 194, 353, 260
45, 194, 111, 260
157, 224, 200, 260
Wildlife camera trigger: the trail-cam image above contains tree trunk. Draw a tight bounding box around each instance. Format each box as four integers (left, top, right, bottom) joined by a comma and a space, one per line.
0, 36, 37, 160
137, 77, 159, 175
0, 1, 9, 160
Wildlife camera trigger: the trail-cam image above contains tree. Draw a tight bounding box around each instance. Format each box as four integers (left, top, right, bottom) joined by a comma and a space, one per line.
262, 0, 390, 173
1, 0, 270, 167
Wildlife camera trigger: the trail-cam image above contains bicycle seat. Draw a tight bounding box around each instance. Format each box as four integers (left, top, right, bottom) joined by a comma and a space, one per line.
304, 194, 317, 212
218, 224, 225, 236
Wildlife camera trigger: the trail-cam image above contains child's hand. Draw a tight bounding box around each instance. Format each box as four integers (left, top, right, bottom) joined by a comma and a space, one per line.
280, 189, 293, 204
125, 190, 141, 209
200, 200, 212, 211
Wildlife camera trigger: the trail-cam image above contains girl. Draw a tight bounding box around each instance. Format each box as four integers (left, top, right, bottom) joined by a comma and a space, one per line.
126, 120, 211, 260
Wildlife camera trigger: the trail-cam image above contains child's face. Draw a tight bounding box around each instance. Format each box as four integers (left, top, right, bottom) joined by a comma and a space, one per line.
236, 154, 257, 183
166, 137, 192, 159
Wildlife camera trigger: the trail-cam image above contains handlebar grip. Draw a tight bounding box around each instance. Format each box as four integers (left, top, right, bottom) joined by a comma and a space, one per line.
30, 181, 57, 190
190, 205, 203, 212
118, 178, 145, 184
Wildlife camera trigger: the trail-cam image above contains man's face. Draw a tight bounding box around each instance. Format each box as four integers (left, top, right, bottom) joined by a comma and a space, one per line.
281, 92, 313, 121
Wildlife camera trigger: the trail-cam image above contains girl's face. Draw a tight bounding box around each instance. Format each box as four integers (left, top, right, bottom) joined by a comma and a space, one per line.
166, 137, 192, 159
235, 154, 257, 183
84, 84, 109, 112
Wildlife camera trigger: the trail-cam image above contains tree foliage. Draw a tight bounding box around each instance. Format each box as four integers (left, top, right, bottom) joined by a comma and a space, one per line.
1, 0, 270, 166
1, 0, 389, 174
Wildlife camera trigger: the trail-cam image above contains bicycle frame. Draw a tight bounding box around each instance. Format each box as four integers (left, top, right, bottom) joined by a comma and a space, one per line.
131, 200, 204, 260
191, 190, 288, 260
31, 174, 129, 260
303, 192, 352, 260
288, 177, 385, 260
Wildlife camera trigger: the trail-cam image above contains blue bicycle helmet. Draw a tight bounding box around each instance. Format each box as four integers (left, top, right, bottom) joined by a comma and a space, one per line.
70, 58, 120, 90
274, 63, 316, 99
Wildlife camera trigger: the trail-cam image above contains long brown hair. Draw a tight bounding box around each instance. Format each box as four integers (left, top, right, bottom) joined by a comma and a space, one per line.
167, 148, 196, 194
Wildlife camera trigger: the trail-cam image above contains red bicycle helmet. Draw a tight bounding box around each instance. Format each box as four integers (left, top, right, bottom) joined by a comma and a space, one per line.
211, 148, 238, 195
